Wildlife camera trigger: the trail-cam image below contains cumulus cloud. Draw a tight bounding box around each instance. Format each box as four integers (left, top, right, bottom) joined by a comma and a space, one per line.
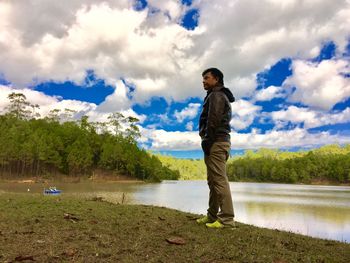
0, 85, 61, 116
142, 129, 200, 151
231, 100, 262, 130
174, 103, 201, 122
255, 86, 286, 101
147, 0, 183, 21
185, 121, 194, 131
196, 0, 350, 91
271, 106, 350, 129
140, 127, 350, 151
0, 84, 97, 119
2, 0, 131, 46
230, 128, 350, 150
0, 85, 59, 115
0, 0, 202, 103
95, 80, 132, 113
1, 0, 350, 102
0, 84, 144, 124
284, 59, 350, 110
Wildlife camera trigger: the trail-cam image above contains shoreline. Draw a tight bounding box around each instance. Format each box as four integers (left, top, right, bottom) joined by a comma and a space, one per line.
1, 177, 349, 187
0, 174, 143, 184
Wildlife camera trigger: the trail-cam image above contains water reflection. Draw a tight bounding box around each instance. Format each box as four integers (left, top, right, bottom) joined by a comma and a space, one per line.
239, 202, 350, 242
1, 180, 349, 243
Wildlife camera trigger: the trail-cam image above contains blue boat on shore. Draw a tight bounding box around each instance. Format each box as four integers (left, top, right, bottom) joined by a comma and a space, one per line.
43, 187, 62, 195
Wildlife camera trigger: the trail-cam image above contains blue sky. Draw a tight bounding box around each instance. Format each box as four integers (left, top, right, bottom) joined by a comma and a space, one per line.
0, 0, 350, 159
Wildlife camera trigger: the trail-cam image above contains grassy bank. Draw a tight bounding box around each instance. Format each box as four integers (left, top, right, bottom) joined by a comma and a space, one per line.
0, 172, 144, 185
0, 194, 349, 262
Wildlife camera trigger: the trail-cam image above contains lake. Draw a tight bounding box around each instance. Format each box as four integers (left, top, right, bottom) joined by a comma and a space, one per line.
1, 180, 349, 243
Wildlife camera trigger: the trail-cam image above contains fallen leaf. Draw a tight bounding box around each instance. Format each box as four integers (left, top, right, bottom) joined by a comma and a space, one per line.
90, 196, 104, 202
166, 237, 186, 245
186, 215, 198, 221
325, 242, 335, 246
14, 255, 35, 261
63, 249, 77, 257
64, 213, 80, 222
21, 231, 34, 235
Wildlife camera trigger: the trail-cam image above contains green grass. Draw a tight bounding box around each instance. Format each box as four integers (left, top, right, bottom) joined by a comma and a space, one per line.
0, 194, 349, 262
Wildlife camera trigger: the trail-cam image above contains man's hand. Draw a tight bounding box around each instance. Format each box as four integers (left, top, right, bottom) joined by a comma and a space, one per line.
201, 140, 213, 156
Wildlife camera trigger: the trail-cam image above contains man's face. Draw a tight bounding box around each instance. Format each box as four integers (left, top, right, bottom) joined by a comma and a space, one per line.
202, 72, 218, 90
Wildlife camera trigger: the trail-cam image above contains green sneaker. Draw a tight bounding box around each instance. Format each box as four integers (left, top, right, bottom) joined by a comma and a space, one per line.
196, 216, 213, 224
205, 220, 224, 228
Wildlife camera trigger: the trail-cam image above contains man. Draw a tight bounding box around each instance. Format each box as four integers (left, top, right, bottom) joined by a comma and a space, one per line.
197, 68, 236, 228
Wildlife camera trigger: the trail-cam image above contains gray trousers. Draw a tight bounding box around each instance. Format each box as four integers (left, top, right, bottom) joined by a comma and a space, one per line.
204, 141, 235, 225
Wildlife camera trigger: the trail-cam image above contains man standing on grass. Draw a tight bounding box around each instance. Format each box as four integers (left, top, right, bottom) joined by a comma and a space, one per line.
197, 68, 236, 228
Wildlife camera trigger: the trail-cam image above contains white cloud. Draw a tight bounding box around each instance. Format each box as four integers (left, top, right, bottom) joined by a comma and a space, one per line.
0, 85, 96, 119
140, 126, 350, 151
196, 0, 350, 89
271, 106, 350, 129
185, 121, 194, 131
0, 1, 196, 93
284, 59, 350, 110
147, 0, 183, 21
231, 100, 262, 130
95, 80, 131, 113
174, 103, 201, 122
255, 86, 286, 101
2, 0, 131, 46
226, 76, 257, 99
0, 84, 145, 125
142, 129, 200, 150
230, 128, 350, 150
0, 85, 60, 115
1, 0, 349, 103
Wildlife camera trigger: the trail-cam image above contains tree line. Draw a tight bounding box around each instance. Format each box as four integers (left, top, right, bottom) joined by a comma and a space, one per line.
2, 92, 348, 184
156, 145, 350, 184
0, 93, 179, 181
227, 146, 350, 184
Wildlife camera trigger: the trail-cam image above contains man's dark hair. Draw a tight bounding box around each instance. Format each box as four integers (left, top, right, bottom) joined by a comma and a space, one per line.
202, 68, 224, 85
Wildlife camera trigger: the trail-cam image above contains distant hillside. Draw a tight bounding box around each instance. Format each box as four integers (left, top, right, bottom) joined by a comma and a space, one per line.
155, 154, 206, 180
227, 145, 350, 184
157, 144, 350, 184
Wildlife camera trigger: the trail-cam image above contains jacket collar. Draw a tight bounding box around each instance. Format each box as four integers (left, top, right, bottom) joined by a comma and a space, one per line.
206, 84, 223, 95
212, 84, 223, 92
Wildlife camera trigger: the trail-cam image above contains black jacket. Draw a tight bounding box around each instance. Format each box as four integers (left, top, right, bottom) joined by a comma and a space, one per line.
199, 85, 235, 155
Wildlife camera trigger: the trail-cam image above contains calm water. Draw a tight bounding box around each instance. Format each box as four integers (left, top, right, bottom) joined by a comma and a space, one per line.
1, 180, 350, 243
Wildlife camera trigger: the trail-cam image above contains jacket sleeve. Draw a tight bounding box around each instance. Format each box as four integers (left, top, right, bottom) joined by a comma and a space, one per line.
201, 92, 225, 155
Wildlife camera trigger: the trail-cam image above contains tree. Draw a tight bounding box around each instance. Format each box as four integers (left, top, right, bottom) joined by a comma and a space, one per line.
108, 112, 125, 136
67, 137, 94, 175
124, 116, 141, 143
5, 93, 31, 119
